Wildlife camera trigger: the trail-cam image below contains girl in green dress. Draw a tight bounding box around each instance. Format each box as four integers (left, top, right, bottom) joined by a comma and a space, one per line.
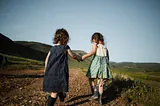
82, 32, 112, 105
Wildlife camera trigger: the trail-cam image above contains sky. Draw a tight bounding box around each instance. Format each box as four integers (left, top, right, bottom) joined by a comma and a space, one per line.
0, 0, 160, 63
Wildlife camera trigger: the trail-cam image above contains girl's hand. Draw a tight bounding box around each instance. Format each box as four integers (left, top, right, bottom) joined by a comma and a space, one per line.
67, 49, 83, 62
76, 55, 82, 62
74, 55, 82, 62
82, 55, 86, 60
82, 43, 97, 60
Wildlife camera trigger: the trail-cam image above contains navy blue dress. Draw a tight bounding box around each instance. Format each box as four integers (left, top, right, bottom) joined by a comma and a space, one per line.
43, 45, 70, 92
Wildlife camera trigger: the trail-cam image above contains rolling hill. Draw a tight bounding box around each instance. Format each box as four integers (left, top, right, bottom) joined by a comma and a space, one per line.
15, 41, 52, 53
0, 33, 160, 106
14, 41, 91, 68
1, 33, 160, 71
0, 33, 90, 69
112, 62, 160, 72
0, 33, 47, 61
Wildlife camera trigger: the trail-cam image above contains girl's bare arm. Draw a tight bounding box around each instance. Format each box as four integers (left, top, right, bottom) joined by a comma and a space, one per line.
82, 43, 97, 60
68, 49, 76, 59
67, 49, 81, 61
44, 51, 50, 72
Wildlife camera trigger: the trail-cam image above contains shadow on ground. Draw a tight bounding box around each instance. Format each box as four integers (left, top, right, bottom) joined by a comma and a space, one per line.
66, 78, 134, 105
102, 78, 134, 104
0, 74, 44, 78
66, 94, 91, 106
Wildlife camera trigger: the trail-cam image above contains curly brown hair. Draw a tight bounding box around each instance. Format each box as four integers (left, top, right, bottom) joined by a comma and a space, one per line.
53, 28, 69, 45
91, 32, 104, 44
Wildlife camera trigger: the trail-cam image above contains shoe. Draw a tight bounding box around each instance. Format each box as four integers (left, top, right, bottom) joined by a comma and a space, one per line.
99, 97, 102, 105
99, 95, 102, 105
89, 90, 99, 100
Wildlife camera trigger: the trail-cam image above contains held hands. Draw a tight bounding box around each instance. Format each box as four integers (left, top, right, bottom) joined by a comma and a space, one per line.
76, 55, 86, 62
74, 55, 83, 62
73, 54, 86, 62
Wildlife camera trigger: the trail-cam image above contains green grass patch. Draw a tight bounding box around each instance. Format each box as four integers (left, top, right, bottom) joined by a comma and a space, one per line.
110, 68, 160, 106
146, 72, 160, 77
68, 58, 90, 69
3, 64, 43, 70
112, 68, 160, 83
0, 53, 44, 70
122, 81, 160, 106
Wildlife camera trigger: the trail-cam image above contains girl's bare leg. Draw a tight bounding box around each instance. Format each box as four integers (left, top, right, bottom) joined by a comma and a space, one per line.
89, 78, 95, 86
99, 79, 104, 94
99, 79, 104, 105
51, 92, 57, 98
89, 78, 95, 95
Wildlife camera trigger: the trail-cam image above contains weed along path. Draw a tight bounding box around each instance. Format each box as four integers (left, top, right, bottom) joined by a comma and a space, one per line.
0, 69, 140, 106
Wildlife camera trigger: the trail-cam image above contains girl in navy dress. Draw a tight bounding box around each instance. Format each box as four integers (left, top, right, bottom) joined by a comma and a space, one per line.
43, 28, 80, 106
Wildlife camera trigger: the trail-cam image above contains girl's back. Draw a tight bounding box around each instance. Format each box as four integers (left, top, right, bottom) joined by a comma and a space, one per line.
96, 44, 107, 57
45, 45, 70, 74
43, 45, 70, 92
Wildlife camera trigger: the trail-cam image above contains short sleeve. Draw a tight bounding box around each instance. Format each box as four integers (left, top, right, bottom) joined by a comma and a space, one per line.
50, 46, 54, 53
66, 45, 70, 50
92, 42, 97, 45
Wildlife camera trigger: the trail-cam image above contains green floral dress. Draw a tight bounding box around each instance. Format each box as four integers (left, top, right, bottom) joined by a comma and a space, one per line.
86, 43, 112, 79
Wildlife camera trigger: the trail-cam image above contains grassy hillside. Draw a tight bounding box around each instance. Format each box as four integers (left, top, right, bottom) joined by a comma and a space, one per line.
15, 41, 52, 53
0, 53, 44, 70
14, 41, 91, 69
111, 73, 160, 106
0, 35, 90, 70
69, 50, 91, 69
0, 52, 89, 70
1, 33, 160, 105
0, 34, 90, 69
112, 62, 160, 72
0, 33, 47, 61
110, 62, 160, 106
111, 62, 160, 87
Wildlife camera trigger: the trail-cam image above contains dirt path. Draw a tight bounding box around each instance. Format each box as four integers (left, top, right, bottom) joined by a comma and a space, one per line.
0, 69, 135, 106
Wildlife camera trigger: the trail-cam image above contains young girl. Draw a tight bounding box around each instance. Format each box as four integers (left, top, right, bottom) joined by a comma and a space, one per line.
43, 28, 80, 106
82, 32, 112, 105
